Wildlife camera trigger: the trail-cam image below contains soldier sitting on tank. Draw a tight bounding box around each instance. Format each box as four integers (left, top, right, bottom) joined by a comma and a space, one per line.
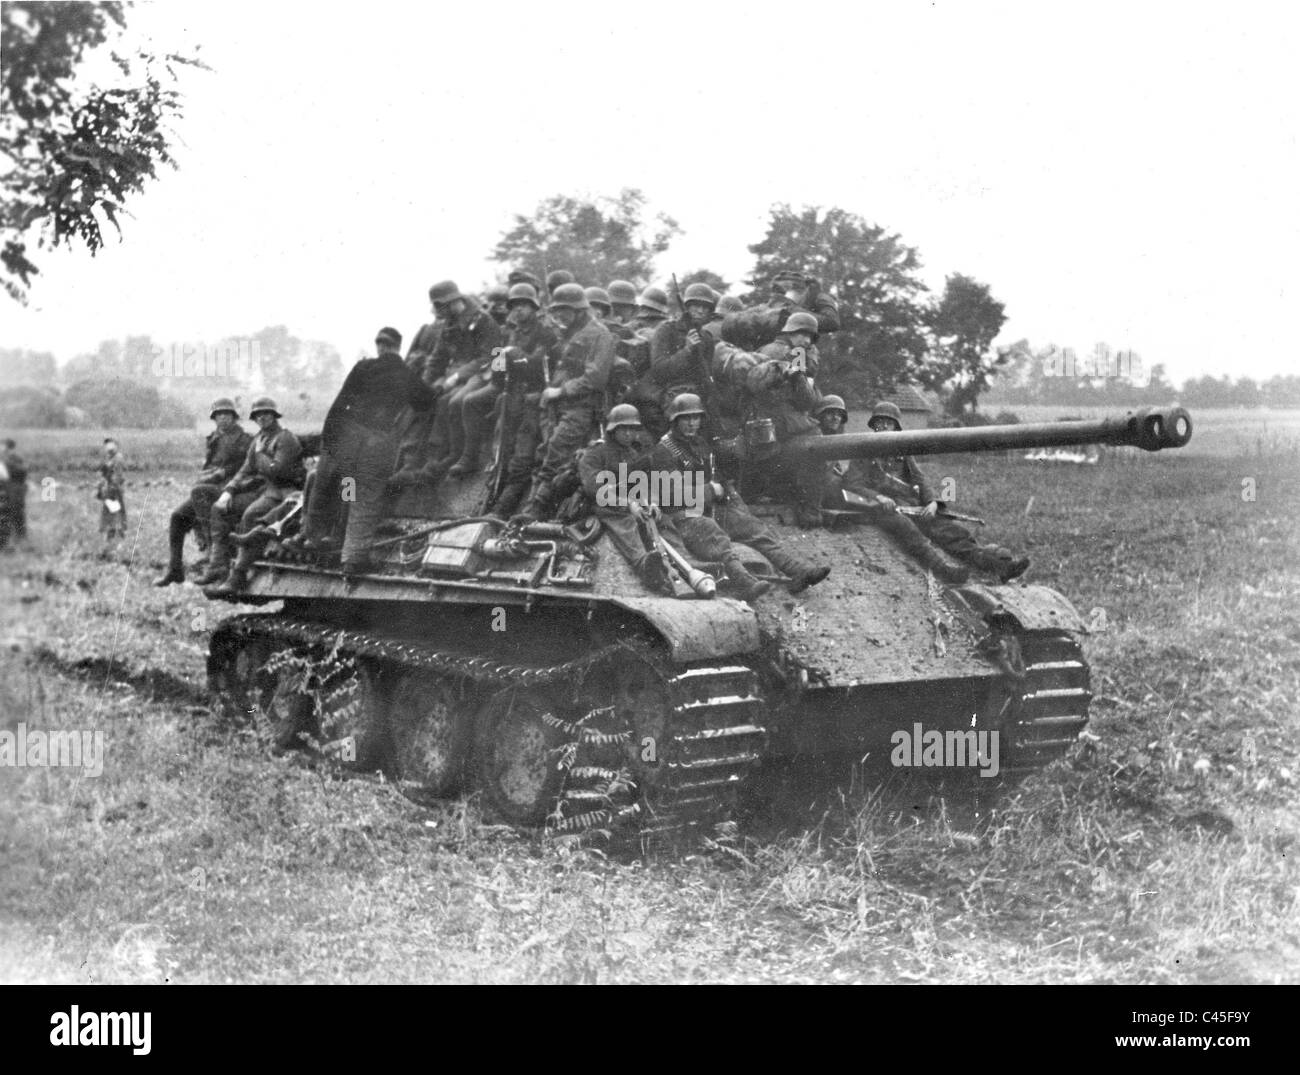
514, 283, 615, 522
578, 404, 682, 596
847, 401, 1029, 583
390, 279, 503, 487
152, 399, 252, 586
484, 283, 561, 519
646, 394, 831, 599
719, 267, 840, 351
621, 286, 673, 438
200, 398, 305, 588
484, 284, 511, 327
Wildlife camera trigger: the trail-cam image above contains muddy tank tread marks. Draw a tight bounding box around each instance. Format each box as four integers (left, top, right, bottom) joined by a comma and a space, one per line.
208, 614, 767, 849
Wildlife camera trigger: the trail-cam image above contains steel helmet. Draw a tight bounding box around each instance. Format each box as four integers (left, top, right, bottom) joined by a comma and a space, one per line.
636, 287, 670, 316
428, 280, 463, 304
584, 286, 612, 313
605, 403, 643, 432
682, 282, 719, 307
549, 283, 590, 310
607, 280, 638, 306
486, 284, 510, 303
869, 401, 903, 429
249, 396, 281, 419
815, 394, 848, 419
545, 269, 576, 293
717, 294, 744, 314
209, 397, 239, 419
781, 311, 820, 337
506, 283, 540, 308
666, 393, 706, 422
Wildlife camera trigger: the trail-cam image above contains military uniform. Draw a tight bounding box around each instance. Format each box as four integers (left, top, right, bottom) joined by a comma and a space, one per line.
2, 447, 27, 545
96, 452, 127, 539
304, 345, 437, 567
156, 422, 252, 583
426, 296, 505, 469
486, 306, 559, 518
720, 276, 840, 351
208, 419, 304, 580
523, 304, 615, 518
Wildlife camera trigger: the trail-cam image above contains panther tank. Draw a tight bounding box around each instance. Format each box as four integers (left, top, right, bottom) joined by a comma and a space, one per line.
206, 406, 1192, 844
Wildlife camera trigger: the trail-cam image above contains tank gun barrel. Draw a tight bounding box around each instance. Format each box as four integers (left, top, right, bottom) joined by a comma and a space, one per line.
793, 406, 1192, 462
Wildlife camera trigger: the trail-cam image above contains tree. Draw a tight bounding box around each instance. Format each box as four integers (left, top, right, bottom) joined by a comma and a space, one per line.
1, 2, 203, 302
921, 273, 1009, 415
678, 268, 731, 295
743, 204, 931, 401
0, 347, 58, 386
490, 188, 680, 288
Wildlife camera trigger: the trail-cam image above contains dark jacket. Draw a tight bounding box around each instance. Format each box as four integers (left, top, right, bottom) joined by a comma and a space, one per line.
549, 313, 615, 408
649, 316, 723, 390
199, 427, 253, 485
405, 322, 442, 384
427, 298, 503, 385
321, 354, 437, 451
720, 292, 840, 351
494, 315, 559, 394
578, 435, 652, 513
3, 450, 27, 485
225, 423, 305, 495
753, 337, 822, 439
644, 431, 715, 516
847, 453, 940, 506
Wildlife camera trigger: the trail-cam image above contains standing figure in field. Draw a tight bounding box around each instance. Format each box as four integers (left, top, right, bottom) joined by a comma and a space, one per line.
484, 283, 559, 519
96, 438, 128, 548
516, 283, 615, 521
287, 327, 437, 579
200, 398, 305, 587
1, 438, 28, 549
153, 399, 252, 586
846, 401, 1029, 582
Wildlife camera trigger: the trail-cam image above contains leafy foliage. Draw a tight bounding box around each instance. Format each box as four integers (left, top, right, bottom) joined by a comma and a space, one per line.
920, 273, 1008, 415
743, 205, 931, 401
490, 188, 680, 288
63, 373, 194, 428
1, 1, 204, 302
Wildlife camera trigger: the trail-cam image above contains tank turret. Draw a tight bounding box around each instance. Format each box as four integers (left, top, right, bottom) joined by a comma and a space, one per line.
206, 407, 1194, 849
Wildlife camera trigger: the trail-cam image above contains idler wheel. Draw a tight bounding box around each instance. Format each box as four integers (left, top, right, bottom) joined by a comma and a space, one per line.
476, 687, 568, 826
389, 671, 474, 800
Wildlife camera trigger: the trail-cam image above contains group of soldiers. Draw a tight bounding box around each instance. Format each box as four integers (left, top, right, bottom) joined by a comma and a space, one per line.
152, 264, 1028, 599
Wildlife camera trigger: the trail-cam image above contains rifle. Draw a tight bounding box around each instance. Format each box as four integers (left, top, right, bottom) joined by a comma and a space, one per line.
898, 505, 985, 526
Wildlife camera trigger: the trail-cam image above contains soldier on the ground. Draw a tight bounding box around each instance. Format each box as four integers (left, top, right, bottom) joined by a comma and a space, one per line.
96, 438, 127, 548
484, 283, 559, 519
516, 283, 615, 521
847, 401, 1029, 582
280, 327, 437, 583
153, 399, 253, 586
720, 267, 840, 351
577, 404, 678, 595
200, 398, 305, 587
1, 438, 28, 548
646, 394, 831, 599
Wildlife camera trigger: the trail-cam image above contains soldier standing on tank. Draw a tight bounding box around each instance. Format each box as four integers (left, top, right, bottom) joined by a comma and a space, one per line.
515, 284, 614, 522
153, 399, 252, 586
484, 283, 559, 519
1, 439, 28, 549
649, 283, 724, 426
606, 280, 639, 327
200, 398, 304, 587
577, 404, 681, 595
621, 286, 673, 437
720, 267, 840, 351
273, 327, 438, 584
855, 401, 1029, 582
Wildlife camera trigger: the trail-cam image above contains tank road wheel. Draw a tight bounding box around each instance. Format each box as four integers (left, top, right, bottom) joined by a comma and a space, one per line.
475, 687, 569, 827
316, 660, 389, 772
263, 653, 317, 754
388, 670, 474, 801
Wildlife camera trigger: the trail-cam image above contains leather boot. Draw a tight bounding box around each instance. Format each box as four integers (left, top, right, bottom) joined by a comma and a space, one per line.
965, 545, 1023, 581
787, 564, 831, 594
917, 543, 970, 585
723, 555, 773, 602
488, 481, 528, 520
154, 516, 187, 586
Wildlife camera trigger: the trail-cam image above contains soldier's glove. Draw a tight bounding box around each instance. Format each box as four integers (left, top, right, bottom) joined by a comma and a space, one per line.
920, 501, 939, 519
708, 481, 727, 504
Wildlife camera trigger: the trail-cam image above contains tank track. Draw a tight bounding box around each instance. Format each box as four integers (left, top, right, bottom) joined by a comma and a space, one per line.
1000, 629, 1093, 775
208, 614, 767, 848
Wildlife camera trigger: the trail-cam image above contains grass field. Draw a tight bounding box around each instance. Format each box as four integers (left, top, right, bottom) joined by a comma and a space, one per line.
1, 412, 1297, 983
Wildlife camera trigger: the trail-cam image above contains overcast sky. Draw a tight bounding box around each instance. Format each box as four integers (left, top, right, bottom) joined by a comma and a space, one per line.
6, 0, 1297, 385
